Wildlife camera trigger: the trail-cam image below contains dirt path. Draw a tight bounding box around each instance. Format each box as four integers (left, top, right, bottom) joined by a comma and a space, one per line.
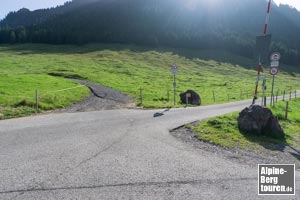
58, 79, 135, 112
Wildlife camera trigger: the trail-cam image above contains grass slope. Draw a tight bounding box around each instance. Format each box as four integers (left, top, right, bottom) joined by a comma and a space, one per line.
0, 43, 300, 118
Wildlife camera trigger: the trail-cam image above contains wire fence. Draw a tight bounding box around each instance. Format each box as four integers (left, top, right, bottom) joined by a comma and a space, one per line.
0, 85, 86, 112
135, 88, 300, 107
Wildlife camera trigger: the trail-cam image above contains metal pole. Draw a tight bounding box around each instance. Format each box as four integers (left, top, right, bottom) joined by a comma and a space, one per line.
270, 75, 275, 106
173, 74, 176, 105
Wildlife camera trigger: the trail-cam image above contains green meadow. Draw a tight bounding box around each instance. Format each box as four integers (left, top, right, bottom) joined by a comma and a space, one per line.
0, 43, 300, 119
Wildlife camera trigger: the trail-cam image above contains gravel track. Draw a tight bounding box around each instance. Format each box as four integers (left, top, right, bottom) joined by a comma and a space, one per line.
58, 79, 135, 112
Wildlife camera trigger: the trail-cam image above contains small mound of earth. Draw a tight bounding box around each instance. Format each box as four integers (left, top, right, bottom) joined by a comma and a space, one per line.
58, 79, 135, 112
171, 124, 300, 169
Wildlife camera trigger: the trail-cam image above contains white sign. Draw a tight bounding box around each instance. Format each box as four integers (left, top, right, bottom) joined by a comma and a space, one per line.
171, 63, 178, 74
270, 67, 279, 75
270, 52, 281, 61
270, 61, 279, 67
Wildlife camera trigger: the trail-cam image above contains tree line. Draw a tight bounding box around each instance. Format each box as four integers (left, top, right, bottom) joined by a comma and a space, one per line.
0, 0, 300, 65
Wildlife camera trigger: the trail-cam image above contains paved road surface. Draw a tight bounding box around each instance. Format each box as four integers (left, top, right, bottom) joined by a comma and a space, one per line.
0, 100, 299, 199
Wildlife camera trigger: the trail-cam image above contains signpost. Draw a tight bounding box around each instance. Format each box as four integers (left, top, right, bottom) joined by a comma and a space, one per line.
253, 0, 272, 105
270, 52, 281, 106
171, 63, 178, 105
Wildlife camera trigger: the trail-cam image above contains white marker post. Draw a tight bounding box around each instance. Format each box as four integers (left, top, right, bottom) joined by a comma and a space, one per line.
171, 63, 178, 105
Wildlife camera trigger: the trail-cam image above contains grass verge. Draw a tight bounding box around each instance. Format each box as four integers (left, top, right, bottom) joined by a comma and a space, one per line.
191, 98, 300, 153
0, 74, 89, 119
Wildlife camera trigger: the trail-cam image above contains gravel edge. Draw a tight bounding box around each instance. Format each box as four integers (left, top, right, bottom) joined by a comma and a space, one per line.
170, 124, 300, 169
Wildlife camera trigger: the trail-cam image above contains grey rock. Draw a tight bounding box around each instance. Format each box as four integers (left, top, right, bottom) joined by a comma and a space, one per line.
180, 90, 201, 105
237, 105, 284, 138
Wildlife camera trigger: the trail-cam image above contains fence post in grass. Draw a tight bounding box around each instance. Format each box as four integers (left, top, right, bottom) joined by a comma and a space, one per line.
213, 91, 216, 103
264, 96, 267, 107
35, 89, 39, 112
283, 90, 285, 101
289, 91, 292, 100
167, 90, 170, 102
295, 90, 297, 99
139, 87, 143, 105
285, 101, 289, 120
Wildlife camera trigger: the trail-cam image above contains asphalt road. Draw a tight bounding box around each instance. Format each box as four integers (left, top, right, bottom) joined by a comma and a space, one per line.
0, 100, 299, 199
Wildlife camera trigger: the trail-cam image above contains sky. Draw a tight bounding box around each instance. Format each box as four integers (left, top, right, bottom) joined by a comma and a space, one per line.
0, 0, 300, 20
0, 0, 69, 20
273, 0, 300, 10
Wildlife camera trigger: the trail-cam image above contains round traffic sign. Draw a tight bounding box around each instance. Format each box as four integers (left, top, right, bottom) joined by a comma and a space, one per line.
270, 67, 279, 75
270, 52, 281, 61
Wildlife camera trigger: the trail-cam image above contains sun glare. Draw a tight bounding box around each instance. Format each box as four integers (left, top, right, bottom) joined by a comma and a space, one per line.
184, 0, 223, 11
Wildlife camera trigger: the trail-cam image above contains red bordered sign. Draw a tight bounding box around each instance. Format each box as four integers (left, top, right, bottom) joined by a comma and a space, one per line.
270, 67, 279, 75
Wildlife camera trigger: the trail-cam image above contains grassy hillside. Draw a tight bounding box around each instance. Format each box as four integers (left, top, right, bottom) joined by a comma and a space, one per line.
0, 43, 300, 118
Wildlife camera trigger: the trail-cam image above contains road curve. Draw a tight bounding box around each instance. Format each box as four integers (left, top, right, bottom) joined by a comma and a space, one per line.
0, 100, 299, 199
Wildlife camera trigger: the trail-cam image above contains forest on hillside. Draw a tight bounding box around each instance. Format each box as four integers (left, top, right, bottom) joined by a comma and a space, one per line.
0, 0, 300, 65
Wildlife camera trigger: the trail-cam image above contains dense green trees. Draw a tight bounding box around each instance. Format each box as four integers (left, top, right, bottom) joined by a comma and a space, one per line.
0, 0, 300, 65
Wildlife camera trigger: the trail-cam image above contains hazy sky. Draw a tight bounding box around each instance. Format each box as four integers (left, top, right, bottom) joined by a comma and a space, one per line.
274, 0, 300, 10
0, 0, 69, 19
0, 0, 299, 20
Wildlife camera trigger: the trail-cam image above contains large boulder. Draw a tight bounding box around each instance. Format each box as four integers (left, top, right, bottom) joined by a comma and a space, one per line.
180, 90, 201, 105
237, 105, 284, 138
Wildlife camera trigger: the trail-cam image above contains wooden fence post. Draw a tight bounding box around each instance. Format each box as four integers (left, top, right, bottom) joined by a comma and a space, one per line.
213, 91, 216, 103
285, 101, 289, 120
139, 87, 143, 105
35, 89, 39, 112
